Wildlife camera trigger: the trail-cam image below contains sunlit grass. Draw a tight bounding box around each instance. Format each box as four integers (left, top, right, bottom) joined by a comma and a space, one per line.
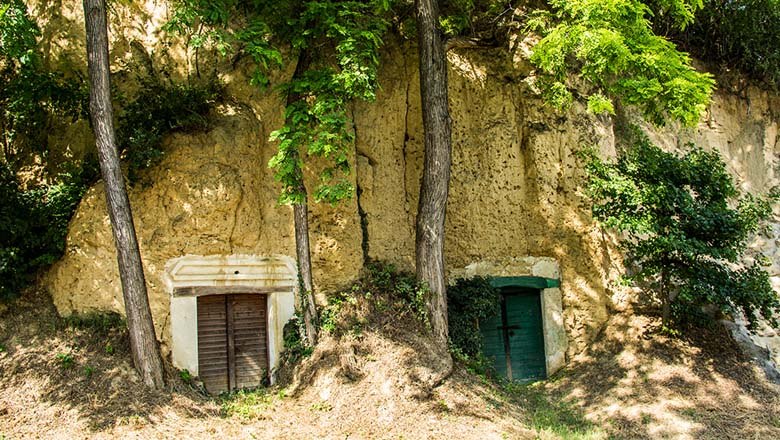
503, 382, 609, 440
219, 387, 286, 419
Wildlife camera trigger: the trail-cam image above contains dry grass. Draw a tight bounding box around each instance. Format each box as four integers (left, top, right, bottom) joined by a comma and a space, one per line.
0, 289, 778, 439
543, 312, 780, 439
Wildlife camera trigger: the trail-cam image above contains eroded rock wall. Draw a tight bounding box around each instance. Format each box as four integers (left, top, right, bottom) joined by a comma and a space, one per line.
37, 1, 779, 361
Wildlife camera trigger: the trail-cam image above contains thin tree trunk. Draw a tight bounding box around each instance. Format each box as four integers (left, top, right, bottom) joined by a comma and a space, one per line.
288, 49, 318, 345
660, 267, 677, 328
83, 0, 165, 389
415, 0, 452, 345
294, 199, 318, 344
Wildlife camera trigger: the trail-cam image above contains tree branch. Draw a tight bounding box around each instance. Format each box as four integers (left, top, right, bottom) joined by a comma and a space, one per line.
445, 37, 499, 52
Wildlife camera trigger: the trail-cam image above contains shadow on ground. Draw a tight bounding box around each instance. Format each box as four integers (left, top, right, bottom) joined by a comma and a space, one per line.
0, 288, 216, 435
544, 311, 780, 439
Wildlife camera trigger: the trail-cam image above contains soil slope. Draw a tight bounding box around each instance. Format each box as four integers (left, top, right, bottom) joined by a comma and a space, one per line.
1, 290, 778, 439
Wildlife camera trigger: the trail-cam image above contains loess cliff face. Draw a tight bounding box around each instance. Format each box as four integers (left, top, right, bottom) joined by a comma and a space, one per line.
36, 1, 779, 362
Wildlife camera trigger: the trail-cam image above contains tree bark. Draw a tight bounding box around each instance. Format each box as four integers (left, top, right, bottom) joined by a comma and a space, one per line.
288, 49, 318, 345
83, 0, 165, 389
415, 0, 452, 345
294, 199, 319, 344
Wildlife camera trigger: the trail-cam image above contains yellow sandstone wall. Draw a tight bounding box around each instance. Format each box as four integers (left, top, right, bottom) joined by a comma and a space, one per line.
36, 1, 779, 360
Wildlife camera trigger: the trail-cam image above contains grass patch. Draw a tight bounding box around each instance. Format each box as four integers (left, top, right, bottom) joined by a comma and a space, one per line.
503, 383, 608, 440
219, 388, 282, 419
61, 312, 125, 333
56, 352, 74, 369
83, 365, 95, 378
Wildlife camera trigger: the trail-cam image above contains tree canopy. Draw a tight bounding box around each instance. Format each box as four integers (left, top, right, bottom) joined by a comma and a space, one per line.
528, 0, 714, 125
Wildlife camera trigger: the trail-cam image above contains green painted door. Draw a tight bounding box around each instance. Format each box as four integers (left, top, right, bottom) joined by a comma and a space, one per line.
480, 287, 546, 382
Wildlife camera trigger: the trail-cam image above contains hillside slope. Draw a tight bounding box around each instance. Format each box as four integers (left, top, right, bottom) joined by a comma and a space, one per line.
1, 290, 779, 439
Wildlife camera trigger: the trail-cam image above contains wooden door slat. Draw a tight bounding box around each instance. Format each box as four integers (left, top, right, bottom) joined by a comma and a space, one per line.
197, 293, 270, 395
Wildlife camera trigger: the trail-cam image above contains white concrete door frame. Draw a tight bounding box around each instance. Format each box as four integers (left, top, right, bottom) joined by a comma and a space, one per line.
163, 254, 297, 384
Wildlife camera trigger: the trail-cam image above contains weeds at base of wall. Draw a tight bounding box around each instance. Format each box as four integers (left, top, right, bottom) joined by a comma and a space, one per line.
219, 387, 287, 419
60, 312, 125, 334
317, 261, 430, 338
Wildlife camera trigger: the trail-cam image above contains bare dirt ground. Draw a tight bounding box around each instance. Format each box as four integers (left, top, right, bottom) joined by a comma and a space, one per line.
0, 289, 778, 439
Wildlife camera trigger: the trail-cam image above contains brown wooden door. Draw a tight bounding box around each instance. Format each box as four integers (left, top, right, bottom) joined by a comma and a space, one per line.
197, 294, 269, 394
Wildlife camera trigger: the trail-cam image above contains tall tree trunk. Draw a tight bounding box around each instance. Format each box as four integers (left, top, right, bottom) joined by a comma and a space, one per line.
294, 199, 318, 344
83, 0, 165, 389
415, 0, 452, 345
288, 50, 318, 345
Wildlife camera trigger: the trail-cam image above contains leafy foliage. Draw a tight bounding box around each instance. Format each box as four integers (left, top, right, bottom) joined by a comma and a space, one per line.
658, 0, 780, 88
116, 79, 223, 182
583, 127, 779, 328
0, 161, 94, 299
55, 352, 75, 369
528, 0, 714, 126
281, 312, 315, 365
267, 0, 393, 205
165, 0, 287, 87
437, 1, 513, 38
0, 0, 87, 163
0, 1, 95, 299
0, 2, 223, 300
167, 0, 395, 205
447, 276, 501, 357
318, 261, 429, 336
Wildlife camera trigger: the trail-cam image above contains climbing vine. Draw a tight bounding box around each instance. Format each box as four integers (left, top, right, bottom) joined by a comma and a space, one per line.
446, 276, 501, 357
166, 0, 396, 205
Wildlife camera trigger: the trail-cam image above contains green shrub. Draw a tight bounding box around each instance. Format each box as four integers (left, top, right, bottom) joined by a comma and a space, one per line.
317, 261, 429, 337
447, 276, 501, 357
583, 127, 780, 328
0, 1, 221, 301
0, 0, 93, 300
280, 312, 314, 364
117, 79, 223, 182
0, 161, 94, 299
56, 352, 74, 369
179, 368, 192, 383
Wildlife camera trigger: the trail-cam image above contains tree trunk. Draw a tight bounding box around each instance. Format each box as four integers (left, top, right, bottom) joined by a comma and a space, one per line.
660, 267, 678, 328
83, 0, 165, 389
415, 0, 452, 345
288, 49, 318, 345
294, 198, 318, 344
